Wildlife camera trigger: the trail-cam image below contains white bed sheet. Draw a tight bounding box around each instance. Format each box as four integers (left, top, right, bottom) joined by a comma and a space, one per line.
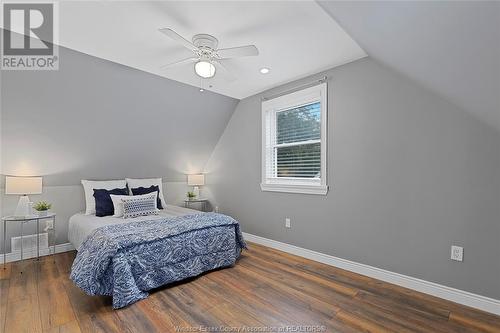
68, 204, 200, 250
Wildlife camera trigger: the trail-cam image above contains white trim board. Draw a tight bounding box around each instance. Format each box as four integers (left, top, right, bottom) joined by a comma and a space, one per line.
243, 232, 500, 316
0, 242, 75, 264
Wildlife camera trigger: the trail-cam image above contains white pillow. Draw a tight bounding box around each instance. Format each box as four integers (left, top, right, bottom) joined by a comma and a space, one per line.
81, 179, 127, 215
121, 192, 159, 219
109, 194, 131, 217
126, 178, 166, 209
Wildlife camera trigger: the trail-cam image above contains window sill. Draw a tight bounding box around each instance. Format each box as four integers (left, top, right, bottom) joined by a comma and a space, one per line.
260, 183, 328, 195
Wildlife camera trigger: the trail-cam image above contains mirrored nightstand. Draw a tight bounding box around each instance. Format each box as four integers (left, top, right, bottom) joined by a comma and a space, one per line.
2, 213, 56, 268
183, 199, 209, 212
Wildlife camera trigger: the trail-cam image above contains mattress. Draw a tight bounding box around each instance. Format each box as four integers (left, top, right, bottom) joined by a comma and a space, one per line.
68, 204, 200, 250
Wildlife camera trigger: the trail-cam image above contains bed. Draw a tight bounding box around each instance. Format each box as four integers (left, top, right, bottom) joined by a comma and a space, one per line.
68, 205, 246, 308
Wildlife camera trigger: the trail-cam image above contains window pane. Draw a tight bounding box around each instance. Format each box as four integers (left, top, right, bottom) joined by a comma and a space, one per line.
277, 102, 320, 144
276, 143, 320, 178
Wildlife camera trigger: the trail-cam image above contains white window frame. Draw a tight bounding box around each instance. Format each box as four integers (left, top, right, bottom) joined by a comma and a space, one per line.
261, 82, 328, 195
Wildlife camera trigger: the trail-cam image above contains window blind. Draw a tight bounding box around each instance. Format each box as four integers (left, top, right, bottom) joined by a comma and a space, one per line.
277, 102, 321, 144
270, 102, 321, 179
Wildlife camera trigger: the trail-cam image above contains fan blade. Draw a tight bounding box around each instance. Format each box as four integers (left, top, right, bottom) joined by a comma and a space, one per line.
217, 45, 259, 59
214, 60, 237, 81
159, 28, 198, 52
161, 57, 198, 69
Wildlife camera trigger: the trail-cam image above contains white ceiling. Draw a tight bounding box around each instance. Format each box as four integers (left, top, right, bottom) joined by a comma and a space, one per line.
54, 1, 366, 99
318, 1, 500, 129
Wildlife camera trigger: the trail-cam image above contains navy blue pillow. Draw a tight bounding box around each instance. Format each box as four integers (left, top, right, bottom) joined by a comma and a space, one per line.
93, 188, 128, 217
131, 185, 163, 209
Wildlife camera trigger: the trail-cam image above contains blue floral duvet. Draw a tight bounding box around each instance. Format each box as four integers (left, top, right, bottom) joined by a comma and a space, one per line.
70, 213, 246, 308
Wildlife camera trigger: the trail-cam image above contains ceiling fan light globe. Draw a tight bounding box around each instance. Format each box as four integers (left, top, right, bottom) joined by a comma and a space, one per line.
195, 61, 216, 78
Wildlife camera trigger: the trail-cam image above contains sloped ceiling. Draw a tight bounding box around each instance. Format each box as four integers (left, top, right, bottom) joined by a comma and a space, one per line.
318, 1, 500, 129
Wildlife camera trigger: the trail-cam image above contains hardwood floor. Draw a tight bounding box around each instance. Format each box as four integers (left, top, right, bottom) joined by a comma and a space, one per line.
1, 242, 499, 333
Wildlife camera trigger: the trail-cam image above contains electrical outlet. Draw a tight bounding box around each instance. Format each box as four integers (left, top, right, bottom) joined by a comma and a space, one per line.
215, 206, 219, 213
451, 245, 463, 262
285, 218, 291, 228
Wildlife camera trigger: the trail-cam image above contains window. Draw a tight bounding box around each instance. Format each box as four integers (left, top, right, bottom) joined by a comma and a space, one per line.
261, 82, 328, 195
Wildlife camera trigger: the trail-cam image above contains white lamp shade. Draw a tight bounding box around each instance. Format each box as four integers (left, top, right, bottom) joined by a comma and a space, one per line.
187, 174, 205, 186
5, 176, 42, 195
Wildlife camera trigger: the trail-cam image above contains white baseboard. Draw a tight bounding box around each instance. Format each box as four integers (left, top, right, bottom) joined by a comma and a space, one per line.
243, 232, 500, 316
0, 242, 75, 264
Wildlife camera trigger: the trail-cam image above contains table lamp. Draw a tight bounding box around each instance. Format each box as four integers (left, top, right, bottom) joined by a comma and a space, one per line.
187, 174, 205, 198
5, 176, 42, 217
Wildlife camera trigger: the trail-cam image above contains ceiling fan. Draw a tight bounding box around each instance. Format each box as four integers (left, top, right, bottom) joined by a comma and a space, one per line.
159, 28, 259, 81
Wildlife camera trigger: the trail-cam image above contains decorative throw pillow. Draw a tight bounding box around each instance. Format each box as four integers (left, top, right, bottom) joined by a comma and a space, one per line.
93, 188, 128, 217
109, 194, 131, 218
131, 185, 163, 209
126, 178, 166, 208
81, 179, 127, 215
122, 192, 159, 219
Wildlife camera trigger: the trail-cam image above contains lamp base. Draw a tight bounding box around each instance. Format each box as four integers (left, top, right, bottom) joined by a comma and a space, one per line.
192, 186, 200, 198
14, 195, 31, 217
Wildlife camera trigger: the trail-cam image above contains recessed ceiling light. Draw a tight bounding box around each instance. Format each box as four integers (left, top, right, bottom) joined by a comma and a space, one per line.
260, 68, 270, 74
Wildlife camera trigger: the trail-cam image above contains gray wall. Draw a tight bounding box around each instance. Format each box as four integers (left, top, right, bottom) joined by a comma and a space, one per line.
205, 58, 500, 299
0, 43, 238, 250
1, 43, 238, 185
